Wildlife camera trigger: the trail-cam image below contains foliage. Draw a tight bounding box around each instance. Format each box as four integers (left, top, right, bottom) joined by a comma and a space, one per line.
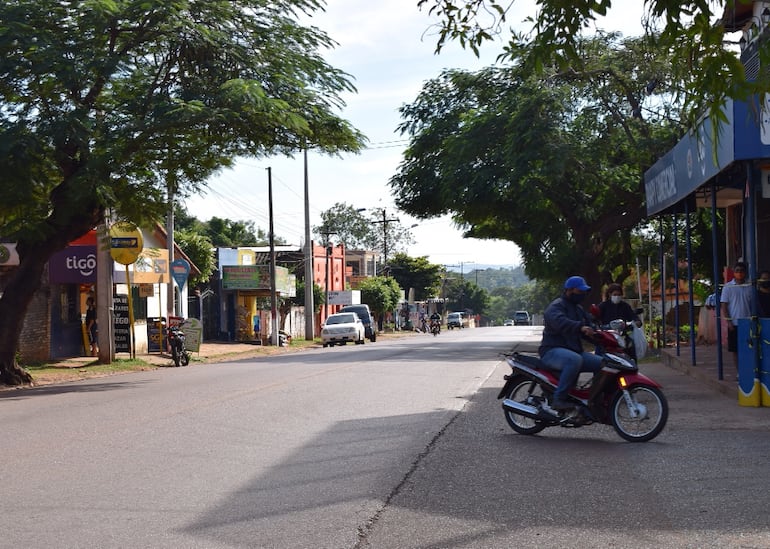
293, 280, 325, 313
357, 276, 402, 321
174, 230, 215, 287
315, 203, 415, 262
390, 34, 684, 303
443, 277, 489, 315
387, 253, 443, 301
470, 266, 529, 291
417, 0, 756, 130
0, 0, 366, 385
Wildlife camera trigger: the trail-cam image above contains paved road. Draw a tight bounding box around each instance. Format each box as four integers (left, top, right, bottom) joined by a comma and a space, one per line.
2, 327, 769, 548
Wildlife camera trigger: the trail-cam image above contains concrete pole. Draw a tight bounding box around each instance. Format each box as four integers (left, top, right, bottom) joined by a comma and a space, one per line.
166, 176, 175, 321
303, 148, 315, 340
96, 221, 114, 363
268, 167, 279, 346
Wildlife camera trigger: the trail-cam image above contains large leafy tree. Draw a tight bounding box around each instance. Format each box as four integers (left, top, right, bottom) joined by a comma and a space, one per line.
387, 253, 443, 301
0, 0, 365, 385
418, 0, 751, 127
389, 34, 684, 303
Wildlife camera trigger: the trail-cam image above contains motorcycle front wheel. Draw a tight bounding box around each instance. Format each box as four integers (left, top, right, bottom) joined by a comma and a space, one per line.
502, 376, 548, 435
610, 385, 668, 442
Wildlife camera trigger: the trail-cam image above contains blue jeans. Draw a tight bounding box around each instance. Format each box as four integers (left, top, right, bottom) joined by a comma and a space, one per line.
541, 347, 604, 400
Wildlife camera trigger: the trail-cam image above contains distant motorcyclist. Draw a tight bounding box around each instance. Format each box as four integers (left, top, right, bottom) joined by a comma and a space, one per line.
429, 312, 441, 333
538, 276, 604, 411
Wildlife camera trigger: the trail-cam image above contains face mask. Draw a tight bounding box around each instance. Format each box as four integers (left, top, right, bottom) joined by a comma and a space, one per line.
760, 281, 770, 289
610, 295, 622, 305
567, 293, 586, 304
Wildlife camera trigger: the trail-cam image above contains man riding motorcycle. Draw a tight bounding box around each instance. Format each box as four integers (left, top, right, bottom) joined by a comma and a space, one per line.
538, 276, 604, 411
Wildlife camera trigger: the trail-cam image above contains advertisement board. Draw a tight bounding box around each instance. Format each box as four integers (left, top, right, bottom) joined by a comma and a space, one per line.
113, 294, 130, 353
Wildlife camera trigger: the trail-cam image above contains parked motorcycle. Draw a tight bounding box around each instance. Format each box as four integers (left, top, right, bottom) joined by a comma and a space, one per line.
167, 324, 190, 367
497, 329, 668, 442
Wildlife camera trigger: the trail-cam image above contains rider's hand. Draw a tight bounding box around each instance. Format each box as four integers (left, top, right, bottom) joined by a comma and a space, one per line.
580, 325, 595, 337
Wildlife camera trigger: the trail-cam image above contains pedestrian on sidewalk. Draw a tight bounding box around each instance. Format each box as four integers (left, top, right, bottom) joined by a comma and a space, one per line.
85, 296, 98, 357
720, 261, 753, 369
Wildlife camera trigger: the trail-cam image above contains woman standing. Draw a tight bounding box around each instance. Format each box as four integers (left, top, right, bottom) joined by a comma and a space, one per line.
85, 296, 98, 357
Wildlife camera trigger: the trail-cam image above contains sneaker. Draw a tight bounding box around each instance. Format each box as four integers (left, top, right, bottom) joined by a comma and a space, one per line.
551, 397, 573, 411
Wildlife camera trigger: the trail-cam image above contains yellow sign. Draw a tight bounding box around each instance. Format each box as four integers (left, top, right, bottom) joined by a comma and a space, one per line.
109, 223, 143, 265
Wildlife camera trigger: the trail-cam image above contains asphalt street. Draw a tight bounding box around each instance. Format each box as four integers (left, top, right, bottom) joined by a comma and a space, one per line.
2, 326, 768, 549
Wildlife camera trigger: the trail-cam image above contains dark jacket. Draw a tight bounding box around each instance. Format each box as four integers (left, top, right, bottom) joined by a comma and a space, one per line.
596, 300, 639, 325
538, 294, 591, 356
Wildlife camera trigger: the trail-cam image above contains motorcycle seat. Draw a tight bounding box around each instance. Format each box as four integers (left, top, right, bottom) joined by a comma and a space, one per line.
513, 352, 548, 370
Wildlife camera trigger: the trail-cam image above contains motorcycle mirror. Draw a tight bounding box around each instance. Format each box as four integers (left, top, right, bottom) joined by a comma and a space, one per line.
589, 304, 601, 318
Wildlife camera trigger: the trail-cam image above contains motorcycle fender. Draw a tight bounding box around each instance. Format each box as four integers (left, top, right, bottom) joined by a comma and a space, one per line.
497, 378, 515, 400
618, 371, 663, 389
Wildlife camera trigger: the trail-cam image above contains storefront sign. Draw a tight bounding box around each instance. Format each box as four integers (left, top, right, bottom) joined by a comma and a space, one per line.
113, 294, 130, 353
49, 246, 97, 283
221, 265, 293, 293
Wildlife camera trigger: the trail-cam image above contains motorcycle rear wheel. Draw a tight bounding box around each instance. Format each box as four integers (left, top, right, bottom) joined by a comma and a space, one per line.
610, 385, 668, 442
171, 344, 181, 367
502, 376, 548, 435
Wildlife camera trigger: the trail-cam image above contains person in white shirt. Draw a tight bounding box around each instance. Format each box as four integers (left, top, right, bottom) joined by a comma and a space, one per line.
720, 261, 753, 369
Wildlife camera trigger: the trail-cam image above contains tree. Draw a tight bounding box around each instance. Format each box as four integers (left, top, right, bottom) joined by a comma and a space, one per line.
387, 253, 443, 301
389, 34, 683, 304
0, 0, 365, 385
443, 277, 489, 315
174, 230, 215, 288
417, 0, 753, 128
315, 203, 415, 262
357, 276, 402, 329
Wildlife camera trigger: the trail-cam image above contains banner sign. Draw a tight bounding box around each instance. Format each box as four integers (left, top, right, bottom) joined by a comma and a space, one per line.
222, 265, 293, 293
113, 294, 130, 353
49, 246, 97, 283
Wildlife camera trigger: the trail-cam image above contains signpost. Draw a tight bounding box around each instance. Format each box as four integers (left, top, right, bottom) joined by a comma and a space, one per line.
110, 223, 143, 358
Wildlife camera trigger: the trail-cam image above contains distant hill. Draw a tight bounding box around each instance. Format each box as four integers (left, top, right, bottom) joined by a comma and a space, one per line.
446, 265, 530, 292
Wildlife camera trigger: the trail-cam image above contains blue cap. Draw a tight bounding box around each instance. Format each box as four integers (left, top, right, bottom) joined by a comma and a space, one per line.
564, 276, 591, 291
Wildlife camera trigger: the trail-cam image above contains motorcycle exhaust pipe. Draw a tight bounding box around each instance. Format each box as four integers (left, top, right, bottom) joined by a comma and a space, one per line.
502, 399, 541, 419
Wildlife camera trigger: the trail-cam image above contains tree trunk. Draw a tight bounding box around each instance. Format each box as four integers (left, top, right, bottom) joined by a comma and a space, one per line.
0, 249, 50, 386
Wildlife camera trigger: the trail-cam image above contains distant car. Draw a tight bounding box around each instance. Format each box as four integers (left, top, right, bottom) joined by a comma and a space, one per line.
513, 311, 531, 326
321, 312, 366, 347
447, 312, 466, 329
503, 319, 514, 326
339, 304, 376, 342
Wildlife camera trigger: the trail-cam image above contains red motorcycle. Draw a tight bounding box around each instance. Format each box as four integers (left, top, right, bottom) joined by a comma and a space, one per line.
497, 325, 667, 442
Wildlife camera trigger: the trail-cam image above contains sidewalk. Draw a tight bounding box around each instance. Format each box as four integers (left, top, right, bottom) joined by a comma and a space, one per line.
49, 340, 307, 369
658, 343, 738, 397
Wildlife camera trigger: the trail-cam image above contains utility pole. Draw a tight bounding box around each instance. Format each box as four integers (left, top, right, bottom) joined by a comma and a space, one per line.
371, 208, 399, 274
303, 148, 314, 340
267, 167, 278, 346
319, 227, 336, 318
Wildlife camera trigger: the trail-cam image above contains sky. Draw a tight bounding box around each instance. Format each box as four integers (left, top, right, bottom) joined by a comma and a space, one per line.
185, 0, 645, 268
